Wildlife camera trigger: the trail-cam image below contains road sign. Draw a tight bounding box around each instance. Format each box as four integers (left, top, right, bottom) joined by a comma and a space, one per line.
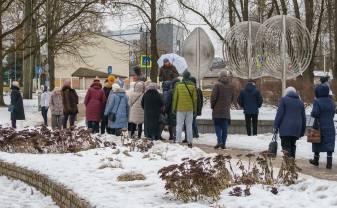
140, 55, 152, 68
108, 66, 112, 74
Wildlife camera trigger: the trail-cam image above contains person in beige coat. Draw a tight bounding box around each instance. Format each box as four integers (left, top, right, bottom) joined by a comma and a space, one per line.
128, 81, 145, 138
50, 88, 64, 130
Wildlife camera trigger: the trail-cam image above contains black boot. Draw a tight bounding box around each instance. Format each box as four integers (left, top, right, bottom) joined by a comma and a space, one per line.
221, 144, 226, 149
327, 156, 332, 169
309, 155, 319, 166
214, 144, 221, 149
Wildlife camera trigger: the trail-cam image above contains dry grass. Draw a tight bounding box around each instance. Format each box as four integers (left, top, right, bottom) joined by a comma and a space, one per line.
117, 172, 146, 181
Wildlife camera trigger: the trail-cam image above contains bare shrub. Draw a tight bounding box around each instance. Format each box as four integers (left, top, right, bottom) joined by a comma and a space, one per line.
159, 153, 300, 202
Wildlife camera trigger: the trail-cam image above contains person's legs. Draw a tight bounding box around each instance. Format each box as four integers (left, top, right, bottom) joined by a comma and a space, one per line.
11, 119, 17, 129
128, 123, 136, 138
101, 117, 107, 134
192, 117, 199, 138
69, 113, 76, 127
252, 114, 258, 136
41, 107, 48, 126
185, 112, 193, 145
281, 136, 291, 157
87, 121, 93, 132
51, 115, 57, 130
214, 118, 223, 147
63, 113, 69, 129
309, 152, 320, 166
290, 138, 297, 158
137, 124, 142, 138
327, 151, 333, 169
93, 122, 100, 133
221, 119, 229, 148
176, 112, 185, 143
245, 114, 252, 136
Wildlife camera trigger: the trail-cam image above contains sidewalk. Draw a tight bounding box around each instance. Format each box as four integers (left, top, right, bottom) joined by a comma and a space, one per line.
194, 143, 337, 181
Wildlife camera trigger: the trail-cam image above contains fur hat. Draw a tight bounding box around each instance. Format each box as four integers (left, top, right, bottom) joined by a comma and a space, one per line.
108, 75, 116, 83
12, 81, 20, 88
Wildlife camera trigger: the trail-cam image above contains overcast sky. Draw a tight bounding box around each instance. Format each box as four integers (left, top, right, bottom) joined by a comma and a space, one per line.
103, 0, 226, 57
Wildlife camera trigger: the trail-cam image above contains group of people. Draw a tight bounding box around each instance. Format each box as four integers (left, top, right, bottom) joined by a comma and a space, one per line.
9, 80, 79, 130
234, 75, 335, 169
8, 59, 336, 168
83, 59, 203, 148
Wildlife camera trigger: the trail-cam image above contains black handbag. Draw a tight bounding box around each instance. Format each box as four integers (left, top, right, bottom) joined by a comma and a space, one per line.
268, 132, 278, 157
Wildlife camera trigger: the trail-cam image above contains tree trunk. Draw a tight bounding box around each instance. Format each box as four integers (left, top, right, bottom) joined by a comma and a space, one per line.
334, 0, 337, 79
23, 0, 34, 99
242, 0, 248, 21
48, 41, 55, 90
279, 0, 287, 14
228, 0, 235, 27
292, 0, 300, 19
150, 0, 158, 82
0, 13, 6, 106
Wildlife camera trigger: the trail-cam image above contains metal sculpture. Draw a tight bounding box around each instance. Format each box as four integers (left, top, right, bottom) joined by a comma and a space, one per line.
182, 27, 215, 85
255, 15, 312, 84
223, 15, 312, 94
223, 21, 263, 79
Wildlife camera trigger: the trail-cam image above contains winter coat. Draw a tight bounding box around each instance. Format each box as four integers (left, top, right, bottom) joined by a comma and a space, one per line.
141, 89, 163, 139
104, 88, 129, 129
238, 83, 263, 115
312, 85, 336, 153
10, 86, 25, 120
40, 92, 50, 107
162, 81, 173, 113
196, 88, 204, 116
103, 83, 112, 99
159, 65, 179, 82
211, 76, 235, 119
172, 81, 197, 113
50, 90, 63, 116
84, 82, 106, 122
274, 91, 306, 138
128, 82, 145, 124
61, 86, 78, 114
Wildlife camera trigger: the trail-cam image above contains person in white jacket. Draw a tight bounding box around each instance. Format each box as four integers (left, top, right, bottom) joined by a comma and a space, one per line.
40, 86, 50, 126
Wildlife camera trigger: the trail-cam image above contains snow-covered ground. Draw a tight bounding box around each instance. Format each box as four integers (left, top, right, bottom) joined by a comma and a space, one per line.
1, 136, 337, 208
0, 175, 58, 208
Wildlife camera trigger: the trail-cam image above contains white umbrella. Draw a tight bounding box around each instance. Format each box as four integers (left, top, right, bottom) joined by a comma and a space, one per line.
157, 53, 188, 74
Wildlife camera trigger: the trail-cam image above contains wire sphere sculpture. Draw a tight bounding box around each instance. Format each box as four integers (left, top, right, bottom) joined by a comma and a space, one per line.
255, 15, 312, 79
223, 21, 264, 79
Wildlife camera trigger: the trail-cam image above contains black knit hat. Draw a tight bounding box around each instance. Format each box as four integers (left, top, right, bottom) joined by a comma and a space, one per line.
182, 70, 191, 81
320, 76, 330, 84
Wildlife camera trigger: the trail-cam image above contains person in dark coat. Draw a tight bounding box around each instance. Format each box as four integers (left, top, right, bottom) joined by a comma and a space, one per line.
10, 81, 25, 129
85, 78, 106, 133
309, 85, 336, 169
162, 80, 175, 140
61, 80, 79, 129
211, 71, 235, 149
159, 59, 179, 82
190, 77, 203, 138
101, 76, 114, 134
238, 80, 263, 136
141, 82, 163, 140
274, 87, 306, 158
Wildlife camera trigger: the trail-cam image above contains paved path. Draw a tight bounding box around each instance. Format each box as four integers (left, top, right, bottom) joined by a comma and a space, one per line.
193, 143, 337, 181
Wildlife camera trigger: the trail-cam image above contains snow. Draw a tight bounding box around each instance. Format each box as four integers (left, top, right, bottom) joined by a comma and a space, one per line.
1, 135, 337, 208
0, 175, 58, 208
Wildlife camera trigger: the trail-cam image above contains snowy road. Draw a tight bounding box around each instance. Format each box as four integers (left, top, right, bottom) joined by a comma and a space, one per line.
0, 176, 58, 208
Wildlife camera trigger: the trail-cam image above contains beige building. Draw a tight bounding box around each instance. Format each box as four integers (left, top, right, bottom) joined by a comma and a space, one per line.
55, 33, 130, 89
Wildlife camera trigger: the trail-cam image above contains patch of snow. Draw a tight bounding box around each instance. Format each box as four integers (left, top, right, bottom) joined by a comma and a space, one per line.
0, 175, 58, 208
1, 135, 337, 207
